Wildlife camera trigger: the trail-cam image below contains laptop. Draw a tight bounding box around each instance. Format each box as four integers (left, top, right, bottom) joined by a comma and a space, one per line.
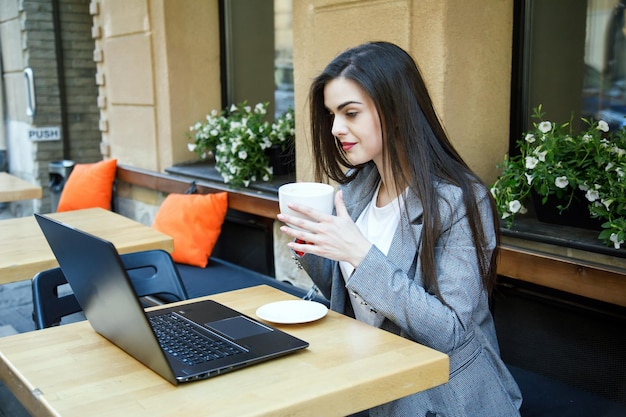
34, 213, 308, 385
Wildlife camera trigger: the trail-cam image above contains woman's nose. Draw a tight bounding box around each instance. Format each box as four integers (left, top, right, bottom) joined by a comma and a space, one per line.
331, 117, 347, 137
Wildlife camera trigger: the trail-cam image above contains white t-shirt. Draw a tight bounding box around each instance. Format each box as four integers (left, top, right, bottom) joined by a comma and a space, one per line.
339, 183, 402, 326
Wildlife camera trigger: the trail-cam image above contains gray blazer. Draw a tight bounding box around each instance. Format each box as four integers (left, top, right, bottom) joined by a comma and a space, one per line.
300, 163, 522, 417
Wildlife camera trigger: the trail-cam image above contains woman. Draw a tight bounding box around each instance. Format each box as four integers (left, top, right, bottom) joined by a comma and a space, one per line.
277, 41, 522, 416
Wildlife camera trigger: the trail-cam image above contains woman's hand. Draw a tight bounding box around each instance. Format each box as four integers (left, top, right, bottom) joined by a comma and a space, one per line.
277, 190, 371, 268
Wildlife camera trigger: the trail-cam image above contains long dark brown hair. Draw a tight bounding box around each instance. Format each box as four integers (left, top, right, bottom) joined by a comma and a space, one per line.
308, 41, 500, 300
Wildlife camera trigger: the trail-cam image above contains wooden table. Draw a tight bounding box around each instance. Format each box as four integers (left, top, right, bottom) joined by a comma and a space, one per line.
0, 172, 42, 202
0, 208, 173, 284
0, 285, 449, 417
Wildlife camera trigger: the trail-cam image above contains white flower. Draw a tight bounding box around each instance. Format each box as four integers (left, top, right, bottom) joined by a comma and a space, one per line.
597, 120, 609, 132
187, 143, 196, 152
578, 183, 589, 191
538, 121, 552, 133
602, 198, 613, 209
525, 156, 539, 169
533, 148, 548, 162
260, 137, 273, 150
230, 104, 238, 112
525, 173, 533, 185
238, 150, 248, 160
610, 233, 623, 249
508, 200, 522, 214
501, 212, 511, 220
525, 133, 536, 143
605, 162, 615, 172
582, 134, 593, 143
490, 187, 498, 197
585, 189, 600, 202
613, 146, 626, 157
230, 137, 242, 153
555, 176, 569, 188
254, 103, 266, 115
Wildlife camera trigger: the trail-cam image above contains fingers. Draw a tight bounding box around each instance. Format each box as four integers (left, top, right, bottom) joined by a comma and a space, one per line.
334, 190, 349, 218
276, 212, 313, 231
278, 202, 327, 225
278, 224, 315, 257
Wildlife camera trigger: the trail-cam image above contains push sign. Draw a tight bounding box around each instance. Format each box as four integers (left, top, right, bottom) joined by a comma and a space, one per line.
28, 127, 61, 141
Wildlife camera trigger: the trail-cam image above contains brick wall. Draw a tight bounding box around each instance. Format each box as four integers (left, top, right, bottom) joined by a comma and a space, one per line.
9, 0, 99, 213
58, 0, 100, 162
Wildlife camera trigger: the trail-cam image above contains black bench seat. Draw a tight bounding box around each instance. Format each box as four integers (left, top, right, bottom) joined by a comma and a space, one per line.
173, 257, 329, 306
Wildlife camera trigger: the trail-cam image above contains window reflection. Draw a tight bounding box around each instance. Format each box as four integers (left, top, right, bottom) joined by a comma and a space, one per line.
583, 0, 626, 130
274, 0, 293, 118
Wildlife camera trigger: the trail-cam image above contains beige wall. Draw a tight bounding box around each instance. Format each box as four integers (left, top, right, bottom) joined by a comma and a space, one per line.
95, 0, 512, 183
93, 0, 221, 172
293, 0, 513, 184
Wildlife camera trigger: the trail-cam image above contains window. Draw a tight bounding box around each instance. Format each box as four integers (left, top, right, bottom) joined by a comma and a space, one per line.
273, 0, 294, 118
583, 0, 626, 130
220, 0, 294, 118
512, 0, 626, 145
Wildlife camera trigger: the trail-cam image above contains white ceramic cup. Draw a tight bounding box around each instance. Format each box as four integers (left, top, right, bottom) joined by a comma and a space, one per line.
278, 182, 335, 230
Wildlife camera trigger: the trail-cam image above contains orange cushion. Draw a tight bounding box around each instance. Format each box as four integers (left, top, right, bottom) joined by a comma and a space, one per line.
152, 192, 228, 267
56, 159, 117, 212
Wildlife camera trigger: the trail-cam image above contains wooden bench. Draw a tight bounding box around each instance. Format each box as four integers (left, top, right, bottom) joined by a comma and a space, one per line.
116, 164, 279, 219
498, 243, 626, 308
114, 164, 327, 306
116, 164, 279, 273
118, 164, 626, 302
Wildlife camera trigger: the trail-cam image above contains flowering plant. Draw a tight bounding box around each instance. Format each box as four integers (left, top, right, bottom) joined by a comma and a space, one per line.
187, 102, 295, 188
490, 105, 626, 249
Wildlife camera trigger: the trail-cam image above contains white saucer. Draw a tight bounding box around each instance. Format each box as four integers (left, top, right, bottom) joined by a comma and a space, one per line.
255, 300, 328, 324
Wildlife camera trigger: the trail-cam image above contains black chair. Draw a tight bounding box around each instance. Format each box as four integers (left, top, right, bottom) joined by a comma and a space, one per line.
32, 249, 189, 329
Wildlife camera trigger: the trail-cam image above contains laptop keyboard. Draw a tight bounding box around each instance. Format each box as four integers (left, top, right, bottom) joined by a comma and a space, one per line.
150, 312, 244, 366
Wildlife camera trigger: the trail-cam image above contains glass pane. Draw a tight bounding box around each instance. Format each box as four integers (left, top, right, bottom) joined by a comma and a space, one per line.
583, 0, 626, 130
274, 0, 293, 118
517, 0, 588, 136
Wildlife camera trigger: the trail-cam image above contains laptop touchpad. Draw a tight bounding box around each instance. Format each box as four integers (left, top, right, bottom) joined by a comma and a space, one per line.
205, 316, 272, 340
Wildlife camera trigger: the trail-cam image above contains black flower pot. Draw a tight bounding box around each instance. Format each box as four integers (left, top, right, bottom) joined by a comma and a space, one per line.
531, 189, 603, 230
265, 142, 295, 176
